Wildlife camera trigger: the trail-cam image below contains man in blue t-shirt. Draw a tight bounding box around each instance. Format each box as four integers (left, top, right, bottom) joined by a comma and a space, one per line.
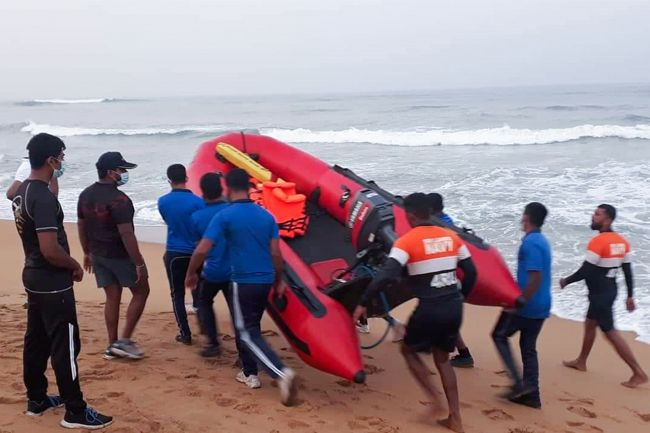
158, 164, 205, 345
492, 202, 551, 409
428, 192, 454, 225
186, 168, 299, 406
185, 173, 232, 358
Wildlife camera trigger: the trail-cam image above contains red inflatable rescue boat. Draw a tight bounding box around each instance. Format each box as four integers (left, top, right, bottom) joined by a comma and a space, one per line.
188, 132, 521, 384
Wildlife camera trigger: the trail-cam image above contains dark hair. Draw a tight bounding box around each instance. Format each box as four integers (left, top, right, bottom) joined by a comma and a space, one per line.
524, 202, 548, 227
166, 164, 187, 184
27, 133, 66, 169
404, 193, 432, 220
427, 193, 444, 213
598, 204, 616, 221
225, 168, 250, 192
200, 172, 223, 200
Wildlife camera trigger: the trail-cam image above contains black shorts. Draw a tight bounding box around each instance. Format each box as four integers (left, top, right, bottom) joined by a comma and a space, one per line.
404, 297, 463, 353
587, 290, 617, 332
91, 254, 137, 289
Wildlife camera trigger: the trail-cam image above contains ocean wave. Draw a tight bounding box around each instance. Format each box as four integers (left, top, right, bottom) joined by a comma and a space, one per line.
624, 114, 650, 123
16, 98, 137, 106
20, 121, 254, 137
260, 124, 650, 146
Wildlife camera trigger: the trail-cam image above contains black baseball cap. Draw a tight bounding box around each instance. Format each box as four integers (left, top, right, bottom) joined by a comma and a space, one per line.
96, 152, 138, 171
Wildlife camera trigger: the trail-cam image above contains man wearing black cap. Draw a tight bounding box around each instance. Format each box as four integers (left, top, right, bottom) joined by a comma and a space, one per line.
77, 152, 150, 360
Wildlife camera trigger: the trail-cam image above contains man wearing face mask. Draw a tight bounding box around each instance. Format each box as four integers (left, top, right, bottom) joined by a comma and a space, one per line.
77, 152, 150, 360
13, 133, 113, 429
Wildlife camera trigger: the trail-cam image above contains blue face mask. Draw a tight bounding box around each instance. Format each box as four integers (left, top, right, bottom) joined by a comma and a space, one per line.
116, 171, 129, 186
51, 159, 66, 179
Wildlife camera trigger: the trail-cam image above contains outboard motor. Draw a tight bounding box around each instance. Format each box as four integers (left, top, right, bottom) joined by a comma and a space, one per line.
346, 189, 397, 254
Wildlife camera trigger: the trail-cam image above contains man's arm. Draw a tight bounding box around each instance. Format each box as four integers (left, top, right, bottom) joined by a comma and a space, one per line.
185, 238, 213, 290
360, 258, 403, 306
6, 181, 21, 201
457, 257, 477, 298
117, 223, 147, 281
561, 261, 597, 288
77, 218, 92, 273
37, 232, 83, 281
352, 258, 402, 322
521, 270, 542, 300
270, 238, 283, 285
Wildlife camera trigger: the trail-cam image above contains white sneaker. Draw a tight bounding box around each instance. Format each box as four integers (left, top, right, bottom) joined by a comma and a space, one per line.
279, 368, 299, 407
185, 304, 197, 315
236, 370, 261, 389
356, 321, 370, 334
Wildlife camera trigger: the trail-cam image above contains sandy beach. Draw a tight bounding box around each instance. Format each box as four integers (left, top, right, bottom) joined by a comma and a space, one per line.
0, 219, 649, 433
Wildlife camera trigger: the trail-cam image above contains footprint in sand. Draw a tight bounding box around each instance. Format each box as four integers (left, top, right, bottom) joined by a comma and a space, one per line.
104, 391, 125, 398
234, 403, 259, 414
217, 398, 238, 407
287, 420, 310, 429
363, 364, 385, 375
494, 370, 509, 377
0, 396, 24, 405
636, 412, 650, 422
560, 397, 595, 406
481, 408, 515, 421
567, 406, 597, 419
347, 420, 370, 430
336, 380, 352, 387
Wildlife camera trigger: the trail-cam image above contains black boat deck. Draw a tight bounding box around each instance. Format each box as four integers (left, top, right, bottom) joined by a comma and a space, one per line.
284, 202, 358, 267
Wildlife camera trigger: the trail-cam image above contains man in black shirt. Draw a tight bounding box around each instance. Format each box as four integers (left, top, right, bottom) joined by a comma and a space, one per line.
77, 152, 150, 360
13, 133, 112, 429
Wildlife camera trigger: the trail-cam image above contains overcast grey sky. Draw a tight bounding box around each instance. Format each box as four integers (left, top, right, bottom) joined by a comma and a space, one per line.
1, 0, 648, 99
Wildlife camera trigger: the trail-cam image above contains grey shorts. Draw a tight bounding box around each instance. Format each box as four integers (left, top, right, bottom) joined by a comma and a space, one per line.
91, 254, 138, 289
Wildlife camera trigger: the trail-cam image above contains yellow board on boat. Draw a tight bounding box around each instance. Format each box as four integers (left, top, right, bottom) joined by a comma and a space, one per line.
216, 142, 283, 183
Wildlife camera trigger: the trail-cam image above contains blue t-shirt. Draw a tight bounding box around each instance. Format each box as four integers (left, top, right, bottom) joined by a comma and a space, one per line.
441, 213, 454, 225
516, 230, 552, 319
191, 201, 231, 283
203, 199, 279, 284
158, 189, 205, 254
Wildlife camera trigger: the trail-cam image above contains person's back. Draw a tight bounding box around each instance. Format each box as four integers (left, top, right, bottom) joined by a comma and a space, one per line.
158, 181, 204, 255
77, 182, 133, 258
191, 202, 231, 283
584, 231, 629, 294
216, 200, 277, 283
393, 225, 469, 302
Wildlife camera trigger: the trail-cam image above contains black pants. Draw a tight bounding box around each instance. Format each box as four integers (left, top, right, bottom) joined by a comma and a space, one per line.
164, 252, 199, 338
199, 280, 232, 346
491, 312, 545, 404
24, 289, 86, 414
232, 282, 286, 379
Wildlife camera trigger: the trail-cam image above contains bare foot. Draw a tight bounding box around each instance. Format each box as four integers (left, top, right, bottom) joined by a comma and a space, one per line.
437, 416, 464, 433
563, 359, 587, 372
621, 373, 649, 388
418, 400, 446, 424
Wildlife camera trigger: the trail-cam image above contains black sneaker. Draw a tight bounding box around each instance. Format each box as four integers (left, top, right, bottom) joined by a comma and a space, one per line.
450, 354, 474, 368
60, 407, 113, 429
499, 383, 535, 400
508, 393, 542, 409
175, 334, 192, 346
26, 395, 64, 417
200, 345, 221, 358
